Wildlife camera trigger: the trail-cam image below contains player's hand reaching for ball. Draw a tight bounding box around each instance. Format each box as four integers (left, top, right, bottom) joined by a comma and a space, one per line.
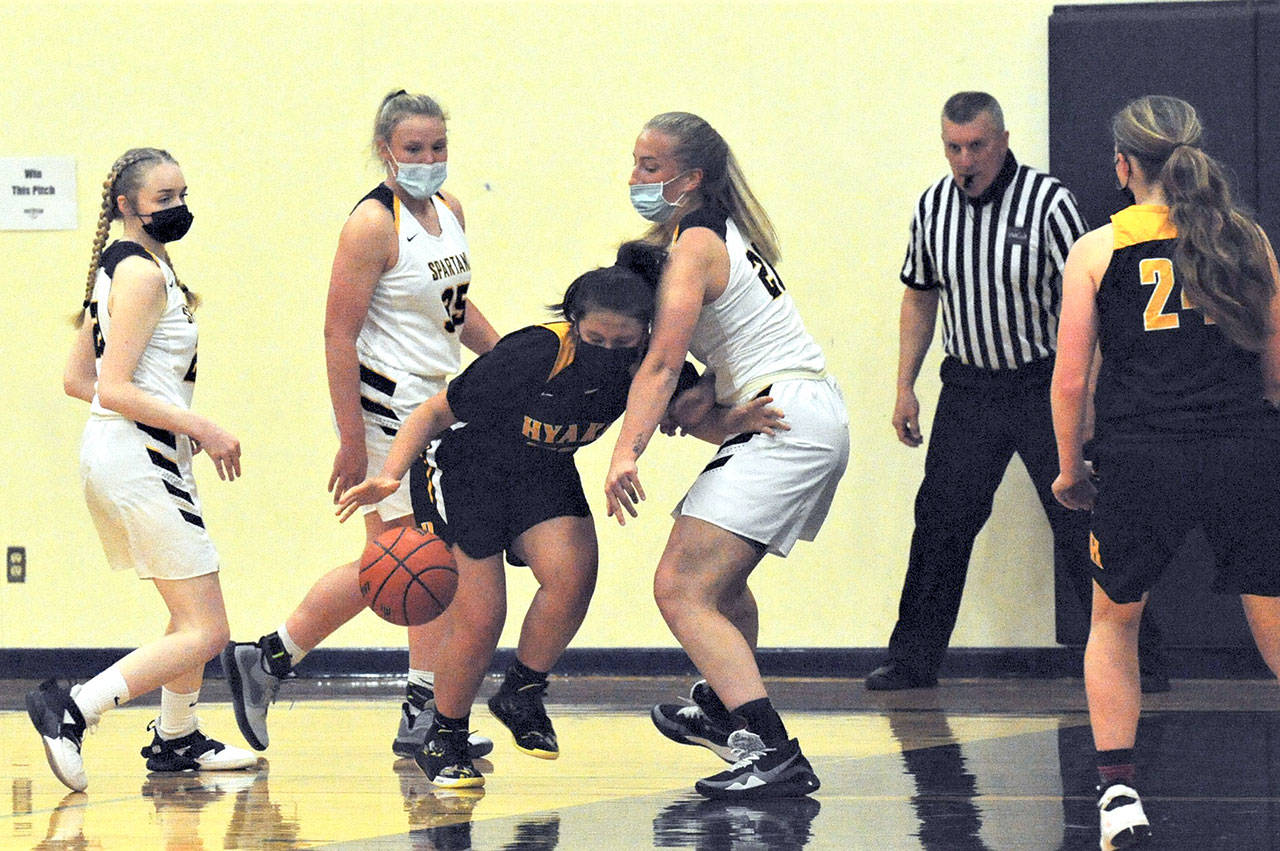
336, 476, 400, 522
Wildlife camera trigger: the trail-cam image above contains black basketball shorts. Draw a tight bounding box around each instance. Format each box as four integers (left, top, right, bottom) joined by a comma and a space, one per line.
409, 453, 589, 561
1089, 437, 1280, 603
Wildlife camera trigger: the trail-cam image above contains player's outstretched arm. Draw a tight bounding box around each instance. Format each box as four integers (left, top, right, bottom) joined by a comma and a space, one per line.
336, 389, 457, 522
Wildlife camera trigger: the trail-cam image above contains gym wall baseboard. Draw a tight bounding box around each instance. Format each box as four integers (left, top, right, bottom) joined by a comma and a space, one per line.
1, 646, 1271, 681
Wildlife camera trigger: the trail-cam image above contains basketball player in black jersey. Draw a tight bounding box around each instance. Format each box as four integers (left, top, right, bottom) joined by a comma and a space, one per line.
338, 242, 786, 788
1051, 95, 1280, 850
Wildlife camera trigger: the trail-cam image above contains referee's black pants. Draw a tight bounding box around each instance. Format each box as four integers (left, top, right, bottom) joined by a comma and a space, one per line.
886, 355, 1163, 677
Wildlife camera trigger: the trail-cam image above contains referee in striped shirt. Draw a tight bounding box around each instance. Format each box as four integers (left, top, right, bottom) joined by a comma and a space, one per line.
866, 92, 1167, 691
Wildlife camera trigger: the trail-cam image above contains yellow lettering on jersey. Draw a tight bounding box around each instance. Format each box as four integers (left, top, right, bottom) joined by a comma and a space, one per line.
581, 422, 608, 442
1179, 289, 1217, 324
556, 424, 579, 444
541, 423, 562, 442
522, 417, 540, 440
1089, 532, 1103, 569
1141, 257, 1214, 330
1140, 258, 1179, 331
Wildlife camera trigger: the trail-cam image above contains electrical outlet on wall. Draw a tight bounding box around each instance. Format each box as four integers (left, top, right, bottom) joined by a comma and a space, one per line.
7, 546, 26, 583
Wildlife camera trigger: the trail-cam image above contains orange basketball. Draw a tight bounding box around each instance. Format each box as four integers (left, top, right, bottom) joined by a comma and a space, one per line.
359, 527, 458, 626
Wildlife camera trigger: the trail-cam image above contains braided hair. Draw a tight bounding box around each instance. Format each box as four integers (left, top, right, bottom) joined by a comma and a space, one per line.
75, 148, 199, 326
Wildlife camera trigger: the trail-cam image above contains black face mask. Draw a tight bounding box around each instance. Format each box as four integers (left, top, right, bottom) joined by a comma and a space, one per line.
141, 204, 194, 243
575, 339, 640, 378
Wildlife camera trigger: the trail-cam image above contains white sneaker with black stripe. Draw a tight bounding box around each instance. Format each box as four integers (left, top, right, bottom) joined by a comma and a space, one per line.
1098, 782, 1152, 850
140, 720, 257, 772
26, 679, 89, 792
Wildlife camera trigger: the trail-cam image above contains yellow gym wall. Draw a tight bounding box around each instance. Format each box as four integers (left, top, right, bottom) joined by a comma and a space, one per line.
0, 0, 1202, 655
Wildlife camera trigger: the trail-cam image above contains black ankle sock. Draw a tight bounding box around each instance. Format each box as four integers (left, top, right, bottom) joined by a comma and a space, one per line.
503, 659, 548, 691
431, 710, 470, 734
732, 697, 789, 748
406, 682, 433, 710
259, 632, 293, 678
1096, 748, 1137, 789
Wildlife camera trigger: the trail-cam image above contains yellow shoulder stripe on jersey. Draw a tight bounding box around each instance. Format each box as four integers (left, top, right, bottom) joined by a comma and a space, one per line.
1111, 204, 1177, 250
543, 321, 575, 381
392, 194, 402, 236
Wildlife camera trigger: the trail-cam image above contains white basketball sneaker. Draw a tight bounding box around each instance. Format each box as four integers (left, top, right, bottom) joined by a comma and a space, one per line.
1098, 782, 1152, 850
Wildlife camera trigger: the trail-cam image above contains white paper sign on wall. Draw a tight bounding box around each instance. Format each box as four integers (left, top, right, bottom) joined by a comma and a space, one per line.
0, 157, 76, 231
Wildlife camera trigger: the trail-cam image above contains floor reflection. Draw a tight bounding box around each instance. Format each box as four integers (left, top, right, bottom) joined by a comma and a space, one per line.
652, 794, 821, 850
31, 791, 86, 851
395, 758, 563, 850
5, 681, 1280, 850
887, 714, 990, 850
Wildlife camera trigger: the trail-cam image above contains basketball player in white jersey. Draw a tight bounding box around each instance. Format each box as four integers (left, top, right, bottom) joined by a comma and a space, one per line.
222, 92, 499, 759
26, 148, 256, 792
605, 112, 850, 799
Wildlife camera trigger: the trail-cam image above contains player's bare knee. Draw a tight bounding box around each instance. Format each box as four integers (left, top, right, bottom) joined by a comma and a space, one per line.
653, 570, 699, 623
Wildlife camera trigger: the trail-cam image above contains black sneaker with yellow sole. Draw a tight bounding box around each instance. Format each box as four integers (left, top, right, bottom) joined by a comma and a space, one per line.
416, 722, 485, 789
487, 682, 558, 759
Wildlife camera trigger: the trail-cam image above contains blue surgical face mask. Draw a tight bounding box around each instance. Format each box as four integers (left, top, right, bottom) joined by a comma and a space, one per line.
629, 173, 688, 223
390, 154, 447, 200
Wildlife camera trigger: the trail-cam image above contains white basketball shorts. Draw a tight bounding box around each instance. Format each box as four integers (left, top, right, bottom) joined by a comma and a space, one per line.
80, 417, 220, 580
673, 375, 849, 556
355, 358, 446, 522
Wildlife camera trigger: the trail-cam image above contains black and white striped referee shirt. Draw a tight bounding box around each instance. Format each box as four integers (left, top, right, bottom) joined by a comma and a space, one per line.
901, 151, 1088, 371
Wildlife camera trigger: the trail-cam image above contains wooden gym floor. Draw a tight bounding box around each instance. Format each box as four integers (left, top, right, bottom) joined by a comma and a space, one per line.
2, 675, 1278, 849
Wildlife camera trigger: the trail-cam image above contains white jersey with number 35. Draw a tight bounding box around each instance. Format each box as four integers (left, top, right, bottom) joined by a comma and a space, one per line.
356, 185, 470, 381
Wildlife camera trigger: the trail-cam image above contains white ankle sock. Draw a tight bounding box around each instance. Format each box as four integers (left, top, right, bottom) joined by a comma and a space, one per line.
158, 687, 200, 739
72, 665, 130, 727
406, 670, 435, 716
277, 622, 307, 666
407, 669, 435, 689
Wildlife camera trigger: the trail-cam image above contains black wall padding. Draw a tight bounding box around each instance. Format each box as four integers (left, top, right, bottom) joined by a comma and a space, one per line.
1049, 1, 1266, 234
1047, 1, 1279, 652
1258, 6, 1280, 237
